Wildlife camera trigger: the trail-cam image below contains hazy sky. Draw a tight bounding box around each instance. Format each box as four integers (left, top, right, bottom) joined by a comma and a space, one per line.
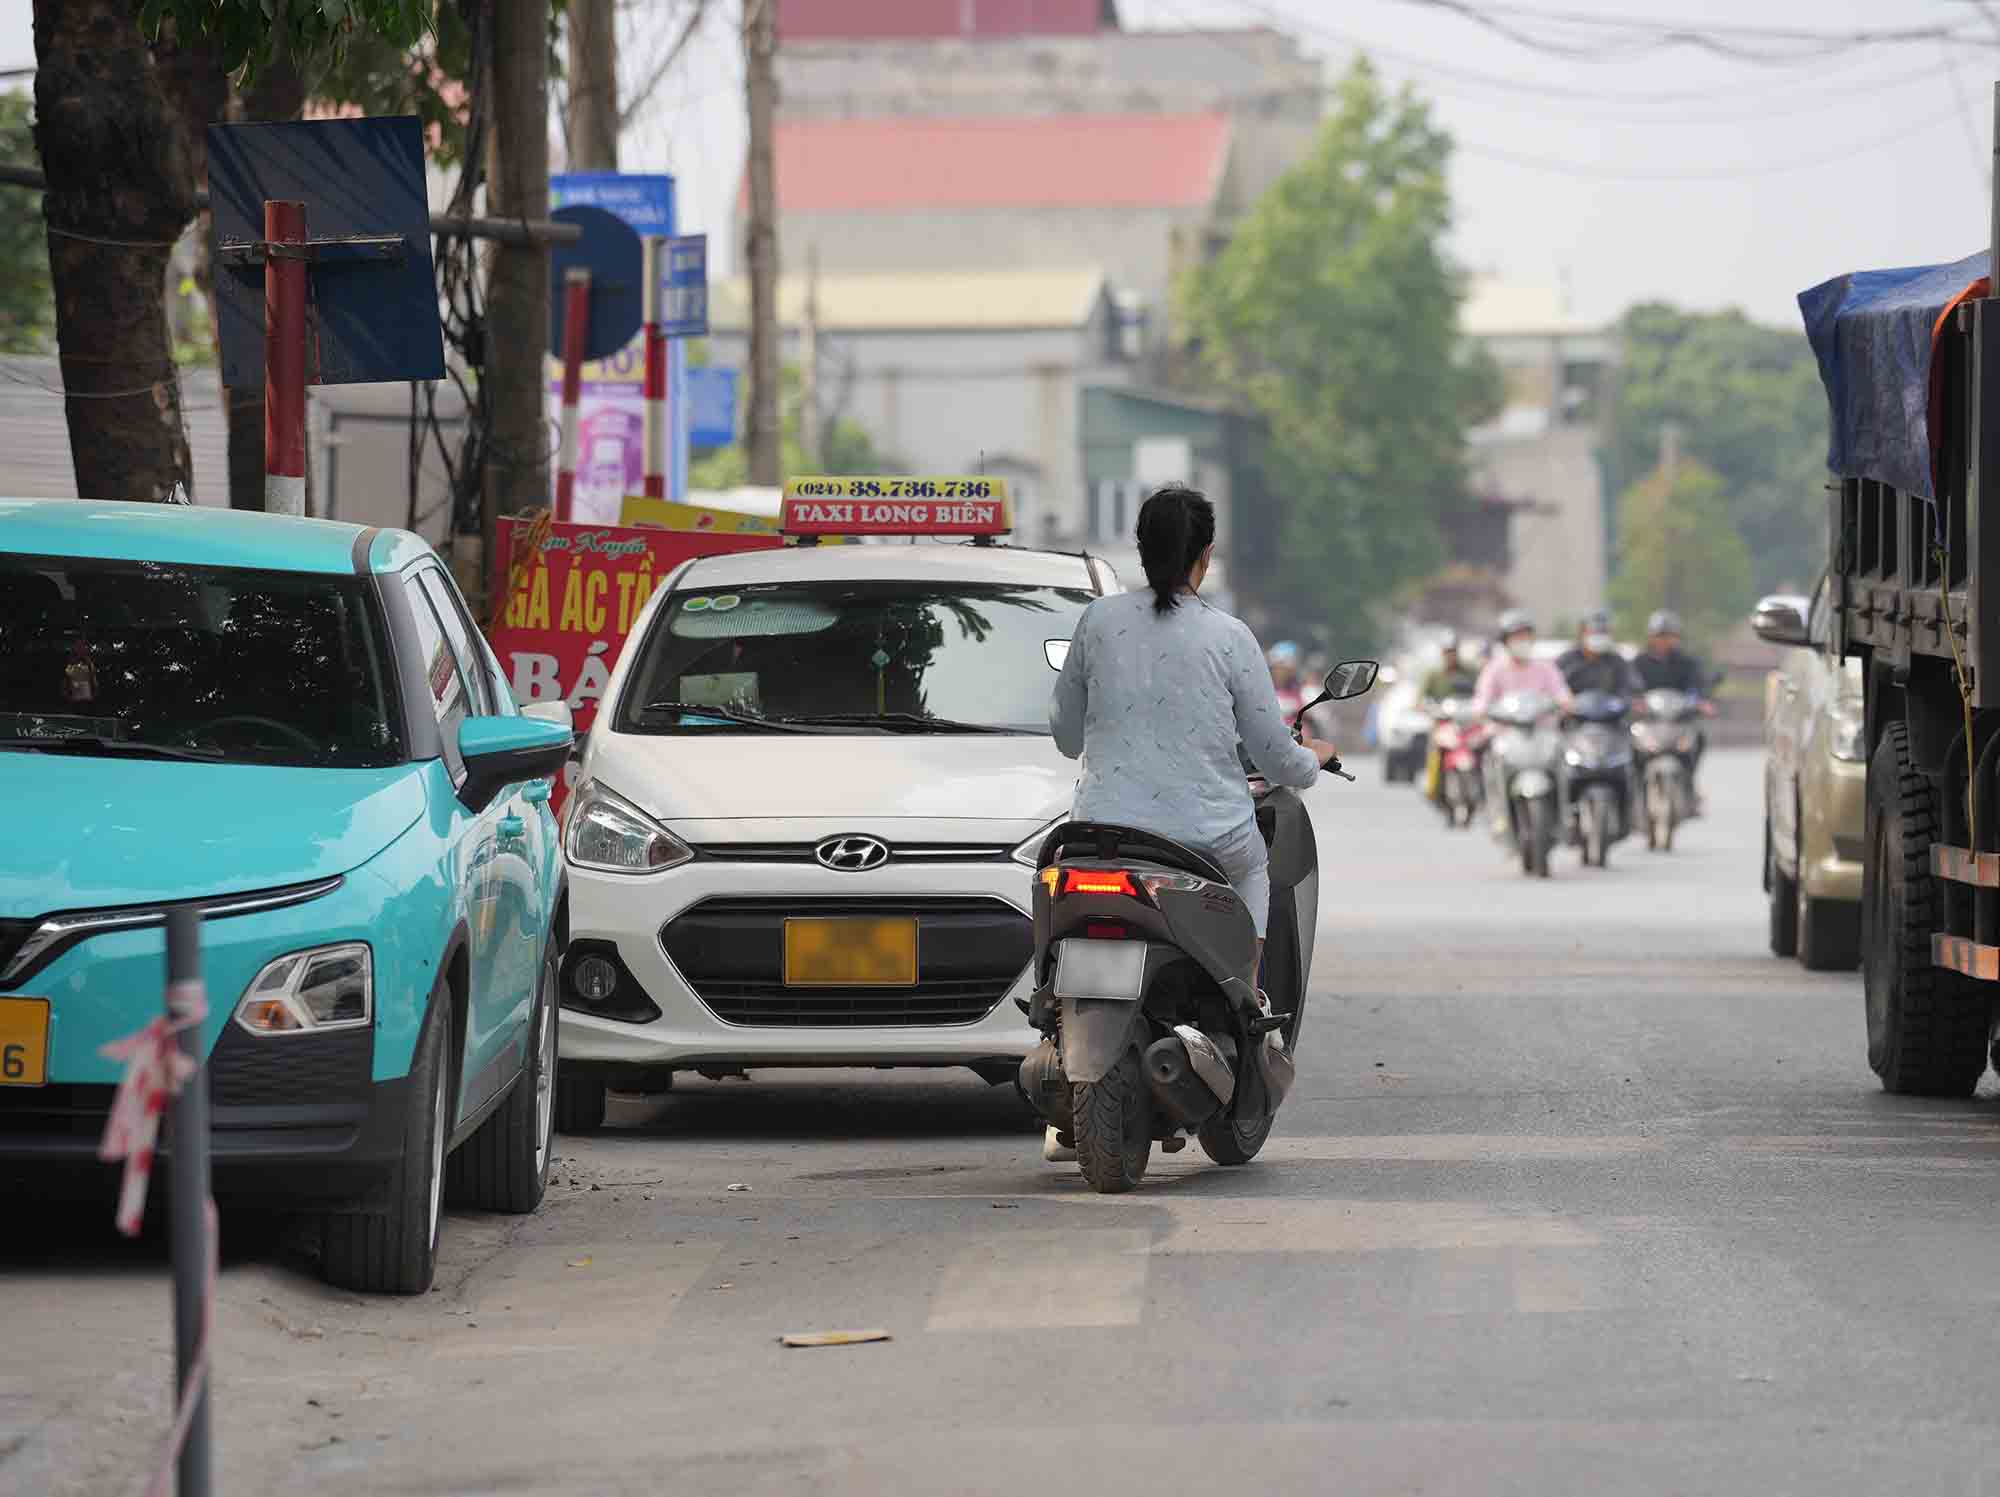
4, 0, 1994, 329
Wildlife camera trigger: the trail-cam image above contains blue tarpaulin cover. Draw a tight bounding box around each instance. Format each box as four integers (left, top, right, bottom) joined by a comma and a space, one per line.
1797, 250, 1987, 501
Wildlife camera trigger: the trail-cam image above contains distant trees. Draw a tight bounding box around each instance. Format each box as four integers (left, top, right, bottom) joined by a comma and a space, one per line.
0, 92, 53, 353
1608, 453, 1752, 655
1180, 59, 1499, 641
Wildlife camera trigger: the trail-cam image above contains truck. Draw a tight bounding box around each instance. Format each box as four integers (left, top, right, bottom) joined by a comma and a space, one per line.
1767, 234, 2000, 1097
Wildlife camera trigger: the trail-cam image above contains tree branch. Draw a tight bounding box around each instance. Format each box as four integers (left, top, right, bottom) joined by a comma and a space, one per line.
617, 0, 707, 133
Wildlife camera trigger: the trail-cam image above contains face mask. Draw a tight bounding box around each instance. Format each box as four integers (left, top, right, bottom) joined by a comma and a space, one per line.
1507, 638, 1532, 662
1585, 632, 1613, 654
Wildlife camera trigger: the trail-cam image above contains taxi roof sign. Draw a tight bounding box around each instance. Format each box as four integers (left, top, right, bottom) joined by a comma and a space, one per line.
780, 477, 1011, 540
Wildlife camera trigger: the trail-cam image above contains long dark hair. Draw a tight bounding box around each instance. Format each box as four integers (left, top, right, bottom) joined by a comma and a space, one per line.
1134, 484, 1215, 615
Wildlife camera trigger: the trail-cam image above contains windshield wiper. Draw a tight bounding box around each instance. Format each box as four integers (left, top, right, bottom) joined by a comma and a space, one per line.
638, 700, 825, 733
771, 711, 1031, 735
0, 734, 224, 762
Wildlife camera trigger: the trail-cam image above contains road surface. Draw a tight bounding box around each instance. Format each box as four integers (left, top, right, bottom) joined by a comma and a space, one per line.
7, 749, 2000, 1497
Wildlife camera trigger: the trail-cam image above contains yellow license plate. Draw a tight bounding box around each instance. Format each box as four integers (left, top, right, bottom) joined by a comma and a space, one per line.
783, 918, 918, 987
0, 997, 50, 1087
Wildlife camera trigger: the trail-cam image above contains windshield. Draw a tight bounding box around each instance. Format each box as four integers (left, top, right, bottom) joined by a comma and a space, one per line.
0, 552, 401, 768
616, 578, 1094, 734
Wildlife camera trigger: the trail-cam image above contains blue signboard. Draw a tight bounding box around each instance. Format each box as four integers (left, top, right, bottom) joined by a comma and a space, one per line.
687, 367, 738, 449
550, 173, 674, 234
662, 234, 709, 338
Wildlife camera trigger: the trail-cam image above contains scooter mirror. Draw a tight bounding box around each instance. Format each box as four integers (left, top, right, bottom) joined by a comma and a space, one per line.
1323, 659, 1380, 700
1044, 639, 1071, 671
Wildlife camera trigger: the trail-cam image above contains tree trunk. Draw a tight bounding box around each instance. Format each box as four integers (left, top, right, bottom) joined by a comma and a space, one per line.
216, 53, 310, 512
481, 0, 553, 607
32, 0, 196, 502
743, 0, 779, 486
567, 0, 619, 170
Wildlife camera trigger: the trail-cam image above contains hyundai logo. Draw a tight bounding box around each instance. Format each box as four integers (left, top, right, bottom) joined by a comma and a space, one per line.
815, 835, 891, 872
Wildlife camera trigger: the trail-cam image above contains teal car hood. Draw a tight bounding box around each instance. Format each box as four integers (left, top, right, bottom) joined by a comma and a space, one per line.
0, 756, 428, 914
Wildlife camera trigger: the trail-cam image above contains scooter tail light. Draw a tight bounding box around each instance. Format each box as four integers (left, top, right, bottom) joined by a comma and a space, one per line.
1061, 869, 1139, 897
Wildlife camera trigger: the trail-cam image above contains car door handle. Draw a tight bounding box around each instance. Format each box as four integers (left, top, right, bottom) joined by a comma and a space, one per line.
499, 814, 526, 839
522, 780, 551, 805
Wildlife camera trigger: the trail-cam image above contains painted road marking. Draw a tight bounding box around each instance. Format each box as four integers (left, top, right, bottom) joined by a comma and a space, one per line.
927, 1228, 1150, 1331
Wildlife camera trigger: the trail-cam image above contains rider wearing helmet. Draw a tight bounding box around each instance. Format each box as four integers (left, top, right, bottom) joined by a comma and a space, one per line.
1557, 609, 1640, 698
1632, 610, 1709, 695
1420, 631, 1480, 702
1267, 639, 1305, 720
1471, 609, 1572, 715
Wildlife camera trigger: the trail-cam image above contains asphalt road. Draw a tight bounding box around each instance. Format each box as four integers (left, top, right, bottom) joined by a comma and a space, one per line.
8, 748, 2000, 1497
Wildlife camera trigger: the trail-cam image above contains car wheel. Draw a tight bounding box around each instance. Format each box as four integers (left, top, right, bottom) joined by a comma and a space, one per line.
320, 976, 453, 1295
1863, 723, 1993, 1095
1767, 817, 1799, 958
447, 945, 557, 1213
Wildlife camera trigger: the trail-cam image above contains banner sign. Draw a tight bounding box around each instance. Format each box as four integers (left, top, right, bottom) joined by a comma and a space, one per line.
545, 172, 688, 521
490, 517, 781, 810
620, 495, 779, 534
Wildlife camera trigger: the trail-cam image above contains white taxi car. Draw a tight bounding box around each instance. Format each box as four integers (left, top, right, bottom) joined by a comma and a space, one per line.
552, 481, 1116, 1130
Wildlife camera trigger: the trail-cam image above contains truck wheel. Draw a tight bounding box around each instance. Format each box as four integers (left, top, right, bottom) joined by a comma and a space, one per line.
1071, 1048, 1151, 1193
1767, 818, 1798, 958
446, 946, 557, 1213
1864, 722, 1993, 1095
321, 978, 452, 1295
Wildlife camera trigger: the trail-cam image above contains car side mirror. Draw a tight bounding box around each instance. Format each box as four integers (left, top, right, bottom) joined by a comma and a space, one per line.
457, 715, 573, 814
1045, 639, 1071, 671
1750, 595, 1810, 648
521, 700, 574, 733
1323, 659, 1380, 700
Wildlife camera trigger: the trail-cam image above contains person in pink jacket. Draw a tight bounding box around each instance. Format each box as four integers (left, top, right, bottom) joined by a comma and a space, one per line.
1471, 609, 1573, 715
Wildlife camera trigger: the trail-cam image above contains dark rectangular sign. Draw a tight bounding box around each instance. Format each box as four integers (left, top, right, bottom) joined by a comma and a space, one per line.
208, 116, 445, 387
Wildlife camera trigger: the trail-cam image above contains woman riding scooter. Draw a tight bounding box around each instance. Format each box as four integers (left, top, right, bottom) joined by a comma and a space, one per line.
1047, 485, 1341, 1155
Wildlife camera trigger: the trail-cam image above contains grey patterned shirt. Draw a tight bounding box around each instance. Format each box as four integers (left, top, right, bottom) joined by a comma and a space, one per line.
1049, 589, 1320, 850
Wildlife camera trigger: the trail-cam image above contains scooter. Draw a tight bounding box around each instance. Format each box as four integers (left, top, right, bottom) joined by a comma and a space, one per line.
1430, 696, 1490, 829
1019, 660, 1379, 1193
1484, 690, 1562, 878
1562, 689, 1634, 870
1629, 681, 1716, 851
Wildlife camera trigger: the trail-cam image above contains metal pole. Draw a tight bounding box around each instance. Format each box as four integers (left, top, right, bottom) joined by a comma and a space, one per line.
263, 200, 308, 516
166, 905, 212, 1497
642, 237, 666, 500
1991, 82, 1999, 289
554, 268, 592, 524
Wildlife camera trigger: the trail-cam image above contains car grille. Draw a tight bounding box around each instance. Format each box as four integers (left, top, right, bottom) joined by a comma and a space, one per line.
661, 896, 1031, 1028
691, 843, 1011, 865
206, 1025, 373, 1106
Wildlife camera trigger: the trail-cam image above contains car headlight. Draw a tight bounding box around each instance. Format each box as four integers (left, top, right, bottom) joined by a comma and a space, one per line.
1828, 706, 1864, 763
235, 943, 372, 1035
565, 781, 694, 874
1011, 816, 1067, 869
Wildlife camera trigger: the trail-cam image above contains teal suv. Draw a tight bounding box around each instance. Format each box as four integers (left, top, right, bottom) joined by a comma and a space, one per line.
0, 500, 571, 1294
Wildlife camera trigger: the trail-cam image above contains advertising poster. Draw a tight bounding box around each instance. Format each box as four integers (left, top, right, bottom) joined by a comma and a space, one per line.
490, 516, 780, 811
546, 172, 690, 523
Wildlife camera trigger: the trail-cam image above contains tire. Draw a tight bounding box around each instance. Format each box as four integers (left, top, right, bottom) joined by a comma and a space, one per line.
1071, 1048, 1151, 1193
1583, 790, 1610, 869
1799, 891, 1861, 972
1199, 1103, 1274, 1165
1864, 722, 1993, 1096
447, 946, 557, 1213
555, 1066, 607, 1135
321, 978, 453, 1295
1767, 817, 1798, 958
1527, 799, 1554, 879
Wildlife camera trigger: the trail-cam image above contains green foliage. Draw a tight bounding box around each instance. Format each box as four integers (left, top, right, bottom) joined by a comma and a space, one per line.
1607, 457, 1752, 655
313, 3, 476, 165
0, 92, 54, 355
1179, 59, 1500, 641
690, 365, 899, 489
138, 0, 435, 78
1605, 302, 1828, 593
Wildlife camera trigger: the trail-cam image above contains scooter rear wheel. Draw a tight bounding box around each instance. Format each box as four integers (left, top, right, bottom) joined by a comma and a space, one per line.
1072, 1048, 1152, 1193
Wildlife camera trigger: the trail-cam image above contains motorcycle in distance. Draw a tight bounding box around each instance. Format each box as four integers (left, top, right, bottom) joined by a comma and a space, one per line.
1020, 660, 1380, 1193
1628, 676, 1719, 852
1429, 696, 1490, 829
1562, 689, 1635, 870
1484, 690, 1563, 878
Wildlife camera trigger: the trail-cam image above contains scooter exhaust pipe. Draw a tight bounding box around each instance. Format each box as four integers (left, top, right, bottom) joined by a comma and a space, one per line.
1017, 1036, 1072, 1130
1144, 1034, 1226, 1130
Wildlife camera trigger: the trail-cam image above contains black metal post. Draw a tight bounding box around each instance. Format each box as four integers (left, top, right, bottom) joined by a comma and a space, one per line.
166, 906, 212, 1497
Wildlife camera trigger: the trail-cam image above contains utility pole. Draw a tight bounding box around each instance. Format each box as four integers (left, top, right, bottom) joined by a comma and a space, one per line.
800, 241, 820, 470
743, 0, 781, 486
568, 0, 619, 170
483, 0, 553, 603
